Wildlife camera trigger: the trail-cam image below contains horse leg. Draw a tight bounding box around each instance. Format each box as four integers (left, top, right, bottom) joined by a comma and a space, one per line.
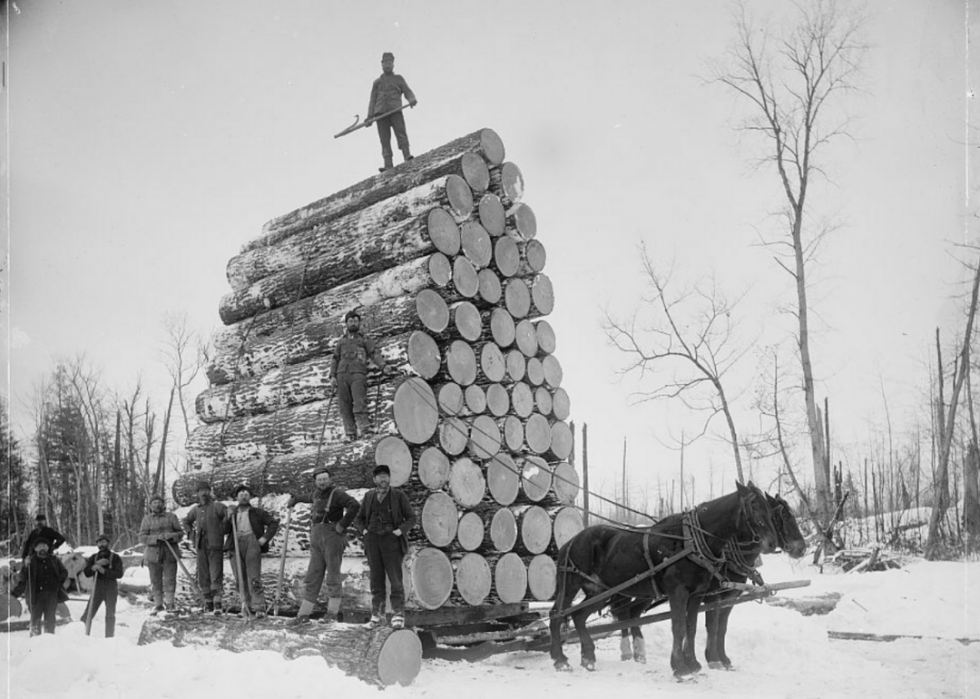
704, 607, 721, 668
631, 626, 646, 664
619, 630, 632, 661
574, 608, 597, 671
549, 582, 580, 671
681, 594, 703, 674
668, 589, 694, 677
716, 604, 734, 669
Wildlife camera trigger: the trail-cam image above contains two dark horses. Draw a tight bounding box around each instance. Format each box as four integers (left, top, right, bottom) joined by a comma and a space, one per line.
549, 483, 806, 677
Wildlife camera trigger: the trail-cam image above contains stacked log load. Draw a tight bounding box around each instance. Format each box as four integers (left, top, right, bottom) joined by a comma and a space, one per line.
174, 128, 583, 615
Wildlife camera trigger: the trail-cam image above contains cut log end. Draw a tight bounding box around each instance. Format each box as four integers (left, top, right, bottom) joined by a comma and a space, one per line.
478, 193, 506, 236
408, 330, 442, 379
461, 152, 491, 193
377, 629, 424, 687
427, 208, 461, 256
393, 378, 439, 444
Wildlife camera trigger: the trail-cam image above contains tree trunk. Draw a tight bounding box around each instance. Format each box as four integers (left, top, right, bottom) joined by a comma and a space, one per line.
452, 256, 480, 298
534, 387, 553, 416
542, 355, 564, 388
450, 301, 482, 342
485, 383, 509, 416
506, 203, 537, 241
499, 415, 525, 452
417, 446, 451, 490
524, 413, 553, 454
534, 319, 556, 354
463, 384, 486, 415
486, 307, 516, 348
248, 129, 504, 252
549, 420, 573, 460
466, 414, 501, 460
518, 239, 547, 276
438, 417, 469, 455
552, 388, 571, 421
444, 340, 478, 385
528, 274, 555, 317
138, 616, 422, 688
510, 382, 534, 417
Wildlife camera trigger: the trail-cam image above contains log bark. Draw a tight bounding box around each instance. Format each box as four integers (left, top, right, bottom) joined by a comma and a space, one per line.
515, 319, 539, 357
529, 273, 555, 317
436, 383, 464, 416
489, 162, 525, 210
542, 354, 563, 388
460, 221, 492, 269
477, 268, 502, 306
467, 414, 501, 460
219, 208, 462, 325
549, 420, 573, 461
552, 387, 571, 421
450, 301, 482, 342
505, 350, 526, 383
512, 504, 552, 555
404, 547, 454, 610
490, 552, 527, 604
448, 457, 486, 507
525, 554, 557, 601
453, 552, 492, 606
525, 357, 544, 387
485, 383, 510, 417
463, 384, 487, 415
510, 382, 534, 418
421, 492, 459, 547
249, 129, 504, 252
138, 616, 422, 688
438, 417, 469, 455
551, 461, 580, 505
478, 192, 506, 236
444, 340, 478, 386
489, 507, 518, 551
418, 446, 451, 490
487, 307, 515, 348
524, 413, 553, 454
479, 343, 506, 383
533, 319, 556, 355
499, 415, 525, 453
227, 176, 474, 291
519, 456, 553, 502
507, 203, 537, 241
503, 277, 531, 319
551, 506, 585, 548
456, 511, 486, 552
452, 256, 479, 298
487, 452, 520, 505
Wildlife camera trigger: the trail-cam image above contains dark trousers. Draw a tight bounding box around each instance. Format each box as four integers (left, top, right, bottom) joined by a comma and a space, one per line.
337, 372, 368, 436
302, 524, 346, 604
364, 532, 405, 615
196, 548, 224, 604
29, 590, 59, 636
375, 111, 410, 162
230, 533, 267, 612
84, 582, 118, 637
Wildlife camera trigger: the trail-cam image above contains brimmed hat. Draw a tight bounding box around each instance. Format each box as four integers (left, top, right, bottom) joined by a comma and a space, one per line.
233, 484, 252, 497
373, 464, 391, 477
381, 52, 394, 61
34, 536, 52, 549
313, 465, 331, 477
95, 533, 110, 544
195, 480, 211, 491
149, 493, 165, 504
35, 513, 47, 521
344, 309, 361, 322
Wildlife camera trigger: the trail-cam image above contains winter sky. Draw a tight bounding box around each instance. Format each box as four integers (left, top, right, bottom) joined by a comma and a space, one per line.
1, 0, 973, 508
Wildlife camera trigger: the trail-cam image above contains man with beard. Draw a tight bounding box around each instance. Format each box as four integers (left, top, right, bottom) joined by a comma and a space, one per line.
11, 537, 69, 636
81, 533, 124, 637
365, 52, 417, 172
182, 481, 228, 614
353, 464, 416, 629
138, 494, 184, 614
226, 484, 280, 619
20, 513, 68, 563
286, 465, 360, 625
332, 309, 393, 441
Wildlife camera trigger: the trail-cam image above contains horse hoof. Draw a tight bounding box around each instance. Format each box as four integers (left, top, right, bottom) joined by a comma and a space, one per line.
620, 654, 632, 662
555, 661, 572, 673
633, 655, 646, 665
708, 661, 725, 670
582, 661, 595, 672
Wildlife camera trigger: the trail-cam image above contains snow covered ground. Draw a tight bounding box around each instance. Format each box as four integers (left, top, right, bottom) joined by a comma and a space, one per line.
2, 554, 976, 699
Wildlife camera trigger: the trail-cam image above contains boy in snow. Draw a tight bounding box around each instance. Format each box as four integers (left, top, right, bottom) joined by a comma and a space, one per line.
82, 533, 124, 637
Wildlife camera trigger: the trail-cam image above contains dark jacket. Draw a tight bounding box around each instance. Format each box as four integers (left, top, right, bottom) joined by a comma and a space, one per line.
21, 526, 67, 559
224, 505, 280, 554
11, 553, 69, 605
182, 498, 228, 551
367, 73, 416, 118
83, 550, 124, 588
353, 488, 417, 553
138, 511, 184, 564
332, 330, 385, 376
293, 486, 360, 530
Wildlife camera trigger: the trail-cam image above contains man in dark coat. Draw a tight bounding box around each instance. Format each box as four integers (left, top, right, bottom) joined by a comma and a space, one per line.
82, 533, 124, 637
353, 464, 416, 629
226, 484, 280, 618
333, 309, 392, 441
182, 480, 228, 614
287, 465, 360, 625
21, 514, 67, 562
11, 537, 69, 636
366, 51, 417, 172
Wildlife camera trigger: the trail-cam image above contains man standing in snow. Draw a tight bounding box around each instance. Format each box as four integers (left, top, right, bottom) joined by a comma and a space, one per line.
82, 533, 124, 637
182, 480, 228, 614
353, 464, 416, 629
333, 309, 393, 441
366, 51, 417, 172
286, 465, 360, 625
11, 537, 69, 636
226, 484, 280, 619
138, 494, 184, 614
20, 513, 67, 563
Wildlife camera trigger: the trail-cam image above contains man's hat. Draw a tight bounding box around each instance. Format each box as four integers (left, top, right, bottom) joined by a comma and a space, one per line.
195, 480, 211, 491
344, 309, 361, 322
233, 484, 252, 497
382, 52, 394, 61
95, 533, 110, 544
313, 465, 331, 477
149, 493, 165, 504
373, 464, 391, 477
35, 513, 47, 521
34, 536, 51, 549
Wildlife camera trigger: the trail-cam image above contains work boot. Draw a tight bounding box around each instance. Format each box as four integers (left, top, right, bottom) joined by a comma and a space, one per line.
391, 613, 405, 630
379, 156, 394, 173
213, 600, 223, 616
289, 614, 312, 626
355, 415, 373, 437
365, 613, 384, 629
290, 598, 315, 626
401, 148, 414, 162
203, 599, 214, 614
150, 606, 165, 617
164, 592, 176, 612
345, 432, 357, 443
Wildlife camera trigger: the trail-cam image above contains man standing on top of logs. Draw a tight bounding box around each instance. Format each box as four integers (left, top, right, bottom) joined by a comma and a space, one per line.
138, 494, 184, 615
286, 464, 360, 625
365, 51, 417, 173
353, 464, 416, 630
182, 480, 228, 615
21, 513, 68, 563
333, 309, 394, 441
81, 533, 124, 637
225, 484, 280, 619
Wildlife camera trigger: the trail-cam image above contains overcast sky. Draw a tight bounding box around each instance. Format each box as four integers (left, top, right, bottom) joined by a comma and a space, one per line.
2, 0, 973, 509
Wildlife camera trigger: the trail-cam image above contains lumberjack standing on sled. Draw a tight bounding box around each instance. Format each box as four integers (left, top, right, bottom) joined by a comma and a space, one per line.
333, 309, 393, 441
183, 480, 228, 614
287, 465, 360, 625
366, 52, 417, 172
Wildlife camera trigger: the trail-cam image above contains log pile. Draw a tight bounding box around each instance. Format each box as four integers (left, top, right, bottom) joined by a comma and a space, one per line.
175, 128, 582, 616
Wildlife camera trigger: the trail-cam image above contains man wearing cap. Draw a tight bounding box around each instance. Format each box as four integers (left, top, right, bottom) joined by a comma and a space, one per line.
225, 485, 280, 619
353, 464, 416, 629
286, 465, 360, 625
182, 480, 228, 614
21, 513, 67, 563
82, 533, 124, 637
366, 52, 418, 172
11, 536, 69, 635
333, 309, 393, 441
138, 494, 184, 614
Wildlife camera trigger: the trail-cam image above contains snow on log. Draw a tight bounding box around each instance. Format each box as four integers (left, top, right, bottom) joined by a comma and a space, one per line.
404, 547, 454, 610
518, 455, 553, 503
249, 129, 504, 251
452, 552, 492, 606
478, 192, 506, 236
227, 176, 474, 291
219, 208, 462, 325
489, 162, 525, 210
138, 616, 422, 688
525, 554, 557, 601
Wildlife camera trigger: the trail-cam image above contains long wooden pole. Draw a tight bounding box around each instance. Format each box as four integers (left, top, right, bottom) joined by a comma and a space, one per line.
230, 513, 252, 620
273, 507, 292, 616
582, 423, 590, 528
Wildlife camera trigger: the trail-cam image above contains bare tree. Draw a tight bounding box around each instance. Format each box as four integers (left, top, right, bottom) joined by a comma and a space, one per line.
160, 312, 208, 444
604, 244, 751, 481
712, 0, 868, 524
